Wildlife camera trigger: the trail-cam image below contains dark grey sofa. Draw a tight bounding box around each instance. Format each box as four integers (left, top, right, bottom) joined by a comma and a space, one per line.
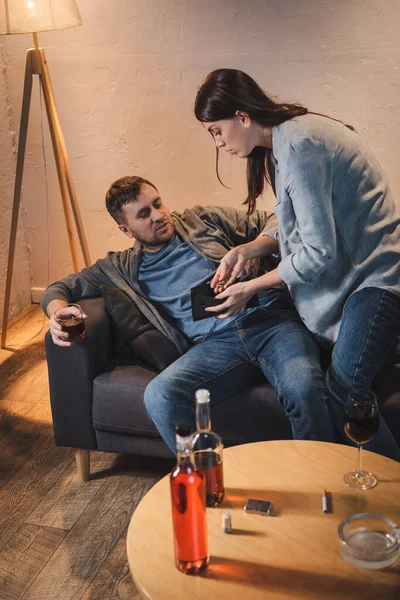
45, 297, 400, 479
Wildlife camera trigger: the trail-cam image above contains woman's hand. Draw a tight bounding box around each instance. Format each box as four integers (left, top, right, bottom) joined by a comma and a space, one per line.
205, 280, 256, 318
211, 245, 259, 292
211, 235, 279, 292
242, 256, 260, 280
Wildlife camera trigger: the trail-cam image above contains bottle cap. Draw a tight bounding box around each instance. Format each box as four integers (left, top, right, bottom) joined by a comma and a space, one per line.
195, 389, 210, 404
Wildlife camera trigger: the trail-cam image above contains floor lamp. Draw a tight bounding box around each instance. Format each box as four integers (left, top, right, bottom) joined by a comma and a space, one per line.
0, 0, 91, 348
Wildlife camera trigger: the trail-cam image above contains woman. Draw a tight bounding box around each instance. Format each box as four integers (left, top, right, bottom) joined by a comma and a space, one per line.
194, 68, 400, 461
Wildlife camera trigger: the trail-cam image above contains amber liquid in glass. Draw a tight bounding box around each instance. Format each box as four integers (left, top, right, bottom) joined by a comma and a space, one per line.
193, 389, 225, 508
194, 450, 224, 507
170, 461, 208, 574
61, 318, 85, 342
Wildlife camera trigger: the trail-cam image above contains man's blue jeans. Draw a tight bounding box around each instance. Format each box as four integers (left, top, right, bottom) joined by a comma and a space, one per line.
144, 294, 335, 453
326, 287, 400, 462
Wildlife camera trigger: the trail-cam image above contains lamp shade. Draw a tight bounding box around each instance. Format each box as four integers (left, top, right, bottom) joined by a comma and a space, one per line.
0, 0, 82, 34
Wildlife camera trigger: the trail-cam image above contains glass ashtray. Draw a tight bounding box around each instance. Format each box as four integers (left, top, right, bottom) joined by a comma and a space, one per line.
338, 513, 400, 570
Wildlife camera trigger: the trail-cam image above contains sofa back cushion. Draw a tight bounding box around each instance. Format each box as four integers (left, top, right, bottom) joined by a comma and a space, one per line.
99, 284, 180, 371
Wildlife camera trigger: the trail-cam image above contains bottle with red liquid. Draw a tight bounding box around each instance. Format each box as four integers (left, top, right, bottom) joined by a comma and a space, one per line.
170, 422, 209, 575
192, 389, 225, 507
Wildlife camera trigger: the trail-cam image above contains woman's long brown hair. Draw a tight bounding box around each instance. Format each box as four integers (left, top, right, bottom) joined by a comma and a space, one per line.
194, 69, 308, 213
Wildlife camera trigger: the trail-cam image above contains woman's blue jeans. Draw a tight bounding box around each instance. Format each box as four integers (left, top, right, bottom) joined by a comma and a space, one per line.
326, 287, 400, 462
144, 297, 335, 453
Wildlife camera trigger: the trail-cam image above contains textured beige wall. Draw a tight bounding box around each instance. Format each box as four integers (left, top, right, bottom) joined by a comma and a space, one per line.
0, 0, 399, 328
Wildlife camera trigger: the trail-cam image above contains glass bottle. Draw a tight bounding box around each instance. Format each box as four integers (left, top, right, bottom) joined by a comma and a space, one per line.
192, 389, 225, 507
170, 422, 209, 575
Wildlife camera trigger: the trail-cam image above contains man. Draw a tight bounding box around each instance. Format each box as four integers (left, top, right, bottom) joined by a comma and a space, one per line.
43, 175, 335, 452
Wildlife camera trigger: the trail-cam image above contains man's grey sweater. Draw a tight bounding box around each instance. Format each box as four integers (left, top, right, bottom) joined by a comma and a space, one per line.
41, 205, 277, 355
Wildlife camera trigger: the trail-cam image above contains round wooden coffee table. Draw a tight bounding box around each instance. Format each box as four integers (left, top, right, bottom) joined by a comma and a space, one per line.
127, 441, 400, 599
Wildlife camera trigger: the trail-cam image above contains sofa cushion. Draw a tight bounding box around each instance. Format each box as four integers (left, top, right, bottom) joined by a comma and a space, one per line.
99, 284, 180, 371
92, 357, 293, 446
93, 358, 160, 437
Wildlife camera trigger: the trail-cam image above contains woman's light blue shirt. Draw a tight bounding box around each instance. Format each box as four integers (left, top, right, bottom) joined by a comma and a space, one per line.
271, 114, 400, 346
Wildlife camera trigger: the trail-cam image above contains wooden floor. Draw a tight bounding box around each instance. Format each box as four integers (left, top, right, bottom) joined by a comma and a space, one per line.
0, 305, 173, 600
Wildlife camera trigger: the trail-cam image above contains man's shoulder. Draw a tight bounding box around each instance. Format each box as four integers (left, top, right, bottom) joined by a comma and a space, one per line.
174, 204, 227, 216
93, 246, 137, 272
174, 205, 248, 222
173, 205, 273, 235
97, 246, 136, 261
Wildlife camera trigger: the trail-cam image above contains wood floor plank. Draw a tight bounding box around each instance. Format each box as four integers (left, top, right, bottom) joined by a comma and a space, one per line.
0, 305, 171, 600
21, 471, 161, 600
0, 355, 49, 405
0, 400, 54, 488
0, 523, 67, 600
0, 441, 74, 552
0, 400, 34, 440
25, 452, 122, 530
0, 304, 48, 344
81, 530, 142, 600
0, 305, 48, 406
0, 305, 46, 352
0, 341, 48, 404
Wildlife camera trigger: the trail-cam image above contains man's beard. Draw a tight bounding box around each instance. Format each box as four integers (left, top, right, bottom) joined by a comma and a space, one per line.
140, 222, 174, 250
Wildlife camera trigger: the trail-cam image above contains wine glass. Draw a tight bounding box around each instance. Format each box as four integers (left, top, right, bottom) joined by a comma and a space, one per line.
343, 391, 380, 490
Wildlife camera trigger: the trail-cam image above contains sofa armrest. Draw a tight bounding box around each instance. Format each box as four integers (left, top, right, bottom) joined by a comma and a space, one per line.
45, 297, 112, 449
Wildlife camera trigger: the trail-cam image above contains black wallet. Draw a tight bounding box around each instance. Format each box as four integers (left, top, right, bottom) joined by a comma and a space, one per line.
191, 282, 259, 321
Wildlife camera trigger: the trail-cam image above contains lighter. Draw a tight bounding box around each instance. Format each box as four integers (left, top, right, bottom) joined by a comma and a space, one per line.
244, 499, 273, 516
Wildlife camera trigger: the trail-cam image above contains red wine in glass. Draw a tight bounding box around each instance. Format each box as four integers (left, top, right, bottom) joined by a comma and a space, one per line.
344, 402, 380, 445
343, 392, 379, 490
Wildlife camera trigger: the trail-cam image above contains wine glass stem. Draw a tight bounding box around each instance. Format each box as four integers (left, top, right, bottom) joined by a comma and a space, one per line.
357, 443, 363, 474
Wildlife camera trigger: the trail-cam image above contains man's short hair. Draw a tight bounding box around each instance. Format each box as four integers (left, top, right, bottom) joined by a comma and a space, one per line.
105, 175, 158, 223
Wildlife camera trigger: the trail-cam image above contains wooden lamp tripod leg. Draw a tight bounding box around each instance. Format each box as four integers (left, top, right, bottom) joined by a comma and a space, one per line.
1, 40, 92, 348
36, 55, 80, 275
1, 52, 34, 349
38, 48, 91, 268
